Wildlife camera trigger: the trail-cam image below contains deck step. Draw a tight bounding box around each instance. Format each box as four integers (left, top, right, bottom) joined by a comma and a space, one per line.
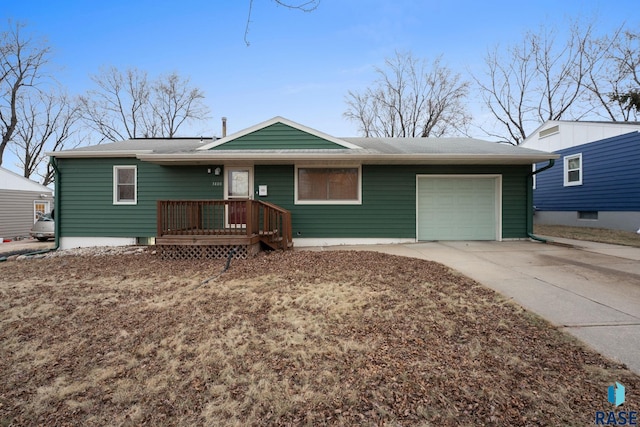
157, 235, 260, 246
259, 235, 292, 250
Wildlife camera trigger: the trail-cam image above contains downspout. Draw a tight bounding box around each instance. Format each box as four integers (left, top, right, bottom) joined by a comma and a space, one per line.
526, 159, 555, 243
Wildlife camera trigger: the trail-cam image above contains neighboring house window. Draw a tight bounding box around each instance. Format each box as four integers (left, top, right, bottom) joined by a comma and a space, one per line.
578, 211, 598, 220
113, 166, 137, 204
295, 166, 361, 204
564, 153, 582, 186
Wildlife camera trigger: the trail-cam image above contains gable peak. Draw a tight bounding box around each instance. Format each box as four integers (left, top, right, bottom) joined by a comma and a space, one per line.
197, 116, 361, 150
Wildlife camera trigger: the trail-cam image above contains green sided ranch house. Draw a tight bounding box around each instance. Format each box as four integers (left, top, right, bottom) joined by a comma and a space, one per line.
50, 117, 557, 258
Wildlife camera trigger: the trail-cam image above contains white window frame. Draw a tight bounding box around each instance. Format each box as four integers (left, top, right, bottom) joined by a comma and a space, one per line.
113, 165, 137, 205
294, 164, 362, 205
563, 153, 582, 187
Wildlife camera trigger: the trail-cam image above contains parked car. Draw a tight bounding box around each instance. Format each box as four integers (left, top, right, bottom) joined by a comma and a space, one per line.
30, 211, 54, 241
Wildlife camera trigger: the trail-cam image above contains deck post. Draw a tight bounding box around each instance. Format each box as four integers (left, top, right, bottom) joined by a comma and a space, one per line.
157, 201, 163, 237
245, 199, 253, 236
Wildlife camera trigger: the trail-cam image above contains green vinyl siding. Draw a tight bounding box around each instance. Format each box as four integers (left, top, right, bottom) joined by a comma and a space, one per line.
57, 158, 224, 237
58, 159, 529, 240
501, 167, 528, 238
254, 164, 529, 239
254, 165, 416, 238
212, 123, 345, 150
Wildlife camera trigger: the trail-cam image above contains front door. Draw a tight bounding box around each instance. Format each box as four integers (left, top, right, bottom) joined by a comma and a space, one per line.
225, 167, 253, 227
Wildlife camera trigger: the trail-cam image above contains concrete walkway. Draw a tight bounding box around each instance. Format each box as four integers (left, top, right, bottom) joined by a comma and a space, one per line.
307, 238, 640, 375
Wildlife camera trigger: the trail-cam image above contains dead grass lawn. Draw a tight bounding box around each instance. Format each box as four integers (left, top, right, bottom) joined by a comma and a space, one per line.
1, 250, 638, 426
535, 224, 640, 247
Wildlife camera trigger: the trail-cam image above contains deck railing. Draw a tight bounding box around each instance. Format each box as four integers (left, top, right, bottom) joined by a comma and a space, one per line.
257, 200, 293, 250
156, 200, 292, 250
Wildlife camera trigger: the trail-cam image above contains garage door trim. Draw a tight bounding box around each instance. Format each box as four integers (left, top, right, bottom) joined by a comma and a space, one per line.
415, 174, 502, 241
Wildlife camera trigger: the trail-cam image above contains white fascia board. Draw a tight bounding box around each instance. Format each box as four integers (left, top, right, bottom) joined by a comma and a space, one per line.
136, 152, 559, 165
49, 150, 153, 158
197, 116, 362, 150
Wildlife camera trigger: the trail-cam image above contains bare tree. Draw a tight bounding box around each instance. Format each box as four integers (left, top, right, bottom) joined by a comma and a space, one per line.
474, 41, 536, 144
79, 67, 210, 142
584, 28, 639, 121
151, 73, 208, 138
0, 21, 51, 166
344, 52, 471, 138
78, 67, 152, 142
11, 90, 80, 185
475, 20, 595, 144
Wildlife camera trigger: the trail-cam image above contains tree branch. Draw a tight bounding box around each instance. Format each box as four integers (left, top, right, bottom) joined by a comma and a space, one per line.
245, 0, 320, 46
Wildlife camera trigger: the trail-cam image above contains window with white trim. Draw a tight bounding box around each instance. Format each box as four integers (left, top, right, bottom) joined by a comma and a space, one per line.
113, 165, 137, 204
295, 166, 361, 204
564, 153, 582, 186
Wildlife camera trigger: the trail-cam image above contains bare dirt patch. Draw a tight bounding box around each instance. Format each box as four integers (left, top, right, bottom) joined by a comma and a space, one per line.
535, 224, 640, 247
1, 249, 638, 426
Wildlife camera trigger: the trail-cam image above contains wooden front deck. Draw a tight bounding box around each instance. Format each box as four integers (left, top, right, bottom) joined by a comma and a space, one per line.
156, 200, 293, 259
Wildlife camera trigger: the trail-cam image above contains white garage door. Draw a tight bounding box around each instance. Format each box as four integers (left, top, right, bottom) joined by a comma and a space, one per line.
417, 175, 501, 241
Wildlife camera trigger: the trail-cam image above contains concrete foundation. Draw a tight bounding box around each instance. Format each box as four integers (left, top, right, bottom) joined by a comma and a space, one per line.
534, 211, 640, 232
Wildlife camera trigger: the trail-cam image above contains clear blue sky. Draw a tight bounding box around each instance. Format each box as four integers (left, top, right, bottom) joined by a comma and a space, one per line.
2, 0, 637, 149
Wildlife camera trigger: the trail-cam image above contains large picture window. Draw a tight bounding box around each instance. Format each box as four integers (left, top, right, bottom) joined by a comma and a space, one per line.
563, 153, 582, 187
296, 166, 361, 204
113, 165, 137, 204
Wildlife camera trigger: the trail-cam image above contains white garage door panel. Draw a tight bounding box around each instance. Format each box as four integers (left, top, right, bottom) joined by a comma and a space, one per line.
417, 176, 499, 241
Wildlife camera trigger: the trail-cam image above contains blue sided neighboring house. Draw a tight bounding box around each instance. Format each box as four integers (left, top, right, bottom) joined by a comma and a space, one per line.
522, 120, 640, 232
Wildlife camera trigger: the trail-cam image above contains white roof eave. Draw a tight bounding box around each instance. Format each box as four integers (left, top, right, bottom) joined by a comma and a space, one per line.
49, 150, 153, 158
135, 152, 559, 165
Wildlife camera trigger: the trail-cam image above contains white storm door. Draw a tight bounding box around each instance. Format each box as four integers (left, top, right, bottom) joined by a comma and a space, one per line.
224, 167, 253, 227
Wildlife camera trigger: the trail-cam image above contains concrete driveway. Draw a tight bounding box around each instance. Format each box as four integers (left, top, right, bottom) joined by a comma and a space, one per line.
310, 239, 640, 375
0, 239, 55, 258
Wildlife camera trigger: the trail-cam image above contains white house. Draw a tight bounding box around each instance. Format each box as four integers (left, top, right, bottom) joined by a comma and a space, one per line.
522, 120, 640, 152
0, 167, 54, 240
